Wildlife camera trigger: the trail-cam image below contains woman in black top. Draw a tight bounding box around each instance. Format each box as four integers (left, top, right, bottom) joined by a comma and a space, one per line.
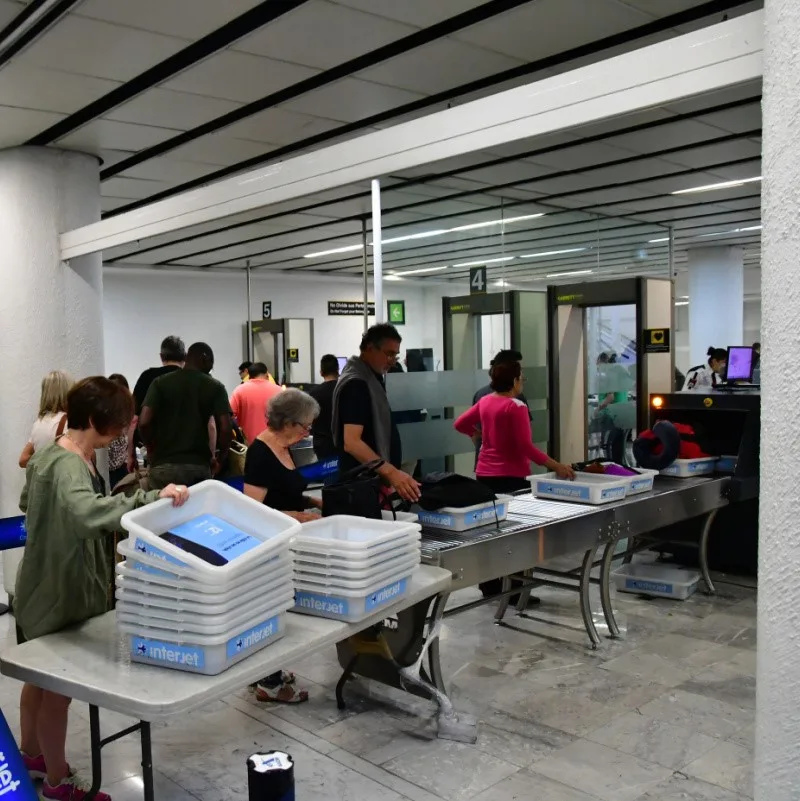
243, 389, 320, 704
244, 388, 321, 523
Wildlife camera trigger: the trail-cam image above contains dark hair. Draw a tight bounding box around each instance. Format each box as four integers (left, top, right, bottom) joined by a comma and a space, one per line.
160, 336, 186, 363
320, 354, 340, 376
67, 377, 134, 435
489, 360, 522, 392
490, 349, 522, 366
360, 323, 402, 351
598, 352, 617, 364
186, 342, 214, 373
108, 373, 129, 390
248, 362, 268, 378
239, 361, 253, 373
752, 342, 761, 350
707, 347, 727, 364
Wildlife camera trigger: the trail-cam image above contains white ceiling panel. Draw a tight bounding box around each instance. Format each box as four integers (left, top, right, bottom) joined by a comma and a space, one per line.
57, 119, 180, 153
0, 0, 21, 28
355, 38, 522, 94
281, 78, 423, 123
0, 106, 65, 146
617, 0, 718, 17
0, 64, 119, 114
75, 0, 262, 39
695, 106, 762, 134
658, 139, 761, 170
166, 132, 275, 167
222, 107, 340, 146
453, 0, 650, 61
161, 51, 319, 104
116, 156, 218, 184
235, 0, 416, 69
529, 141, 642, 170
105, 89, 241, 130
15, 17, 188, 81
101, 176, 171, 200
332, 0, 486, 26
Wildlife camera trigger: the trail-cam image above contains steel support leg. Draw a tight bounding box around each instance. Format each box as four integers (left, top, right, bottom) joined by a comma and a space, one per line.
699, 508, 719, 594
87, 705, 102, 801
515, 568, 534, 613
427, 593, 448, 693
600, 541, 621, 638
140, 722, 154, 801
580, 548, 602, 649
494, 576, 512, 622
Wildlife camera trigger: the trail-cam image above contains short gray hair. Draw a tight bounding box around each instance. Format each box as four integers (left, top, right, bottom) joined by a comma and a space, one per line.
267, 388, 319, 431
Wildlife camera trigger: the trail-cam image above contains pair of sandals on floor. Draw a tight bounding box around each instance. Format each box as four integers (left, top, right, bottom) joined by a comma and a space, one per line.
249, 670, 309, 704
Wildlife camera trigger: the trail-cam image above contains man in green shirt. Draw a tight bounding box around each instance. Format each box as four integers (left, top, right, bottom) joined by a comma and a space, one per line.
140, 342, 233, 489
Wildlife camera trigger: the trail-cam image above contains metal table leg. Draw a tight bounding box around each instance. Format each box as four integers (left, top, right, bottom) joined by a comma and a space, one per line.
515, 568, 534, 613
599, 541, 621, 638
699, 508, 719, 594
580, 547, 602, 649
88, 705, 102, 801
427, 593, 448, 693
140, 723, 154, 801
493, 575, 512, 623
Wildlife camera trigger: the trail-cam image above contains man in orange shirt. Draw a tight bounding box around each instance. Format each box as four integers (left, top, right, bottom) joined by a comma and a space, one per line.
229, 362, 282, 443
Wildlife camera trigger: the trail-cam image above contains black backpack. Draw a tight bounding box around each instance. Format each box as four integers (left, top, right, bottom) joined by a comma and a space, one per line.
417, 472, 496, 511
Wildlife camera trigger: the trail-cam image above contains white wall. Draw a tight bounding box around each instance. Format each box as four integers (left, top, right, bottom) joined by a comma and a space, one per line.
103, 268, 449, 392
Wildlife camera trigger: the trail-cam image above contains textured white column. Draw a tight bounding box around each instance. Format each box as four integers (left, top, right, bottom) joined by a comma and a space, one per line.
758, 2, 800, 798
0, 147, 102, 587
687, 246, 744, 365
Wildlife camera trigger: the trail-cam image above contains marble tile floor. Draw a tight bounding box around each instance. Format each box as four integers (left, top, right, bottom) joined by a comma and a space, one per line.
0, 570, 757, 801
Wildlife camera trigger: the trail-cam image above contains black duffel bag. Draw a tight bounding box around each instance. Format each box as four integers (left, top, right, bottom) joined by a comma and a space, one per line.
322, 459, 384, 519
418, 472, 496, 511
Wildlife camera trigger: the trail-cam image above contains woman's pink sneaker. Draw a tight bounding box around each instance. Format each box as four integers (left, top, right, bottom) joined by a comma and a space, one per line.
42, 771, 111, 801
21, 751, 46, 780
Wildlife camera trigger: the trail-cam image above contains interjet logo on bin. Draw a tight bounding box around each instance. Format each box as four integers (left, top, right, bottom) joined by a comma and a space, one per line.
132, 637, 204, 669
365, 578, 407, 612
295, 592, 348, 616
226, 615, 278, 658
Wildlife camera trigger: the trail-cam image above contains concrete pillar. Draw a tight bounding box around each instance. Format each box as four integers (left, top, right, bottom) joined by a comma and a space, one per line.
687, 246, 744, 365
758, 1, 800, 798
0, 147, 102, 591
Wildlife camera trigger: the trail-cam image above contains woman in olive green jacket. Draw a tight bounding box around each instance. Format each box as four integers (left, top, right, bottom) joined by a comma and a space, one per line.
16, 377, 188, 801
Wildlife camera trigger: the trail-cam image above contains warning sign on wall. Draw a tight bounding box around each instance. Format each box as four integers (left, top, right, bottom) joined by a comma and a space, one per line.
644, 328, 670, 353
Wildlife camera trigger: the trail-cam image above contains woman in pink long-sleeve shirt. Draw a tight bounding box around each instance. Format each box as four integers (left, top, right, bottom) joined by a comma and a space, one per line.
455, 360, 574, 494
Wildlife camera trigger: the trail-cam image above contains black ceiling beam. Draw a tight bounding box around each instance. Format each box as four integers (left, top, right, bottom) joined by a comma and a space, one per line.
98, 0, 536, 184
104, 94, 760, 261
102, 0, 758, 216
0, 0, 81, 69
25, 0, 311, 146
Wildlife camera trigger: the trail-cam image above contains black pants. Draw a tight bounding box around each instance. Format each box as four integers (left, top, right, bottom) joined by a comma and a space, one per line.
476, 475, 530, 597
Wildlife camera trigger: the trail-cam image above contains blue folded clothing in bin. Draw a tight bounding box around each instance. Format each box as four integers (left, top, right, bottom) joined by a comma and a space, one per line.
161, 514, 261, 566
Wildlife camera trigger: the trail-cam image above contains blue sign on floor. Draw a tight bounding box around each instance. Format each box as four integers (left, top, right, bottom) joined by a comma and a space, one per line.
0, 710, 37, 801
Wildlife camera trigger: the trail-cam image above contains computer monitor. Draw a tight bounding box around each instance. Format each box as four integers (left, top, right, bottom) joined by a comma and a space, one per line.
336, 356, 348, 373
726, 346, 755, 382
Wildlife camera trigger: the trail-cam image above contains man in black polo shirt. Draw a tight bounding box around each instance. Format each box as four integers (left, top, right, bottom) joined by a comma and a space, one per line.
309, 354, 340, 461
332, 324, 420, 503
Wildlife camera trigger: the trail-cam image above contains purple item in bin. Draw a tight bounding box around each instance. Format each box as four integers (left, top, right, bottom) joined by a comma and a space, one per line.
602, 464, 638, 477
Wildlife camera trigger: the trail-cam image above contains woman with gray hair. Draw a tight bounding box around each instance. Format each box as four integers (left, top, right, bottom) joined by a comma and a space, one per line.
243, 388, 320, 704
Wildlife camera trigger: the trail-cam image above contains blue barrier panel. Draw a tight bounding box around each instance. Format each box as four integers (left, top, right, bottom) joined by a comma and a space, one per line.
0, 518, 25, 553
297, 458, 338, 482
0, 709, 38, 800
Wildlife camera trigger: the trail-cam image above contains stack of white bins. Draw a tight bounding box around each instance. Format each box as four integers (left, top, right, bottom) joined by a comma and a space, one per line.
115, 481, 300, 675
291, 515, 421, 624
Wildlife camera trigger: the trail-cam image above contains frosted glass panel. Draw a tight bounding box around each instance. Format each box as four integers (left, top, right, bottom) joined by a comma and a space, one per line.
386, 369, 488, 411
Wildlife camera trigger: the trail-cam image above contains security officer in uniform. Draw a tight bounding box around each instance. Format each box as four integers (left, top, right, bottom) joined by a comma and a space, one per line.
683, 347, 727, 391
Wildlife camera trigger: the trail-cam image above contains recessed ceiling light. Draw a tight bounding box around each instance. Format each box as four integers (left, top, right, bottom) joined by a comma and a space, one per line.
303, 244, 362, 258
519, 247, 588, 258
674, 301, 689, 306
391, 266, 449, 277
696, 224, 763, 238
648, 237, 670, 243
453, 256, 515, 267
672, 176, 761, 195
546, 269, 594, 278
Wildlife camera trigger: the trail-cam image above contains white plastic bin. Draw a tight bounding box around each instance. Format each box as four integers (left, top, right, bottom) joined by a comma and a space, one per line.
119, 608, 287, 675
292, 568, 417, 623
612, 563, 700, 600
121, 480, 299, 583
293, 542, 420, 573
530, 473, 628, 505
624, 469, 658, 496
117, 587, 295, 634
294, 552, 420, 584
117, 540, 289, 588
292, 516, 420, 553
660, 457, 718, 478
415, 495, 511, 531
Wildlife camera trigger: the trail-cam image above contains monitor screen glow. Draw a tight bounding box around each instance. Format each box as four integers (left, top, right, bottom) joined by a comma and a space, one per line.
336, 356, 348, 373
726, 346, 754, 382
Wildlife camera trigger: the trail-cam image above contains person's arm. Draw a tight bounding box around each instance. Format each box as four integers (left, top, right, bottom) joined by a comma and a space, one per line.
138, 405, 156, 452
243, 482, 318, 523
212, 383, 233, 460
597, 392, 615, 412
454, 403, 481, 436
511, 404, 574, 479
18, 442, 34, 469
229, 387, 241, 422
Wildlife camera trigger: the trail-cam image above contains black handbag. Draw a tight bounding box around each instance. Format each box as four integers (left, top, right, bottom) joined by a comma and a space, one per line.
322, 460, 384, 519
418, 472, 496, 510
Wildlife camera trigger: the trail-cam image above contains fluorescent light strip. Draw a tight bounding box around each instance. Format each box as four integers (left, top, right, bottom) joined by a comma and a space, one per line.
648, 237, 670, 243
546, 269, 594, 278
672, 176, 761, 195
696, 224, 763, 238
519, 247, 588, 258
303, 213, 546, 257
453, 256, 515, 267
674, 301, 689, 306
390, 265, 449, 277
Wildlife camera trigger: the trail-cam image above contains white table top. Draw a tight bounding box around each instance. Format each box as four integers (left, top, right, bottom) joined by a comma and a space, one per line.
0, 566, 451, 721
